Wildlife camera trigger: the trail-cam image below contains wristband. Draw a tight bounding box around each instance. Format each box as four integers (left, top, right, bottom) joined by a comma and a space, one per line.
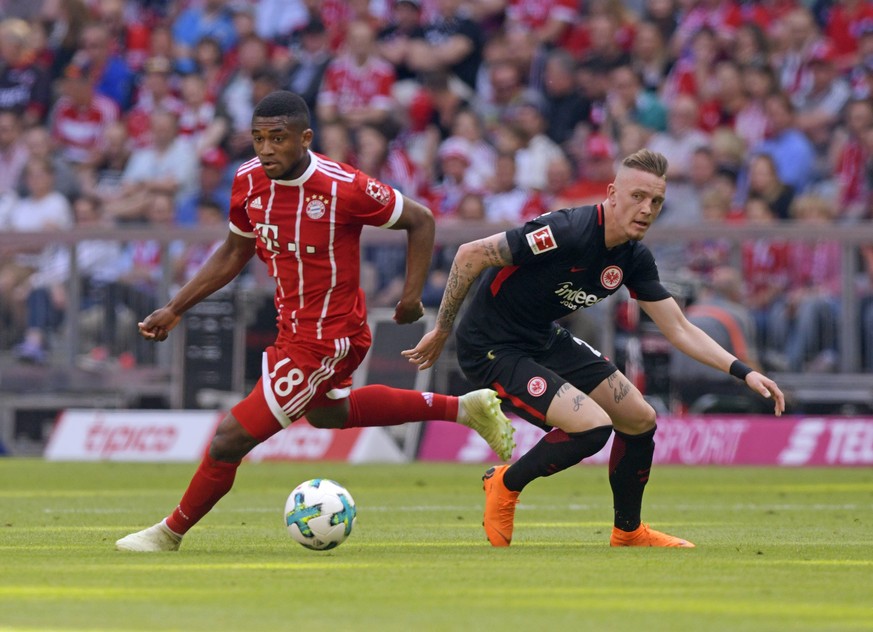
729, 360, 753, 381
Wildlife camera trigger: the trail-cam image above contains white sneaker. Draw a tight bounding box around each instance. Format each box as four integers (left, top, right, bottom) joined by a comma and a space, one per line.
457, 389, 516, 461
115, 521, 182, 552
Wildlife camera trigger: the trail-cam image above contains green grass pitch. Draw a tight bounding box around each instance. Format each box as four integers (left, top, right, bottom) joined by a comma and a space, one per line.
1, 460, 872, 631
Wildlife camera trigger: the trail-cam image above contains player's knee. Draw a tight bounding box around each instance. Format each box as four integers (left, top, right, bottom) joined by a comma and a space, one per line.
621, 401, 657, 434
209, 415, 258, 462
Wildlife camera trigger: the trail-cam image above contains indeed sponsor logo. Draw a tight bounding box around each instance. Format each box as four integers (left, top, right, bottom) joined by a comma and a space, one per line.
554, 281, 603, 310
85, 421, 178, 457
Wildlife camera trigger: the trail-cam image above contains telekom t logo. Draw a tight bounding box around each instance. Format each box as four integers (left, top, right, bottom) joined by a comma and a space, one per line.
777, 419, 826, 465
255, 222, 281, 253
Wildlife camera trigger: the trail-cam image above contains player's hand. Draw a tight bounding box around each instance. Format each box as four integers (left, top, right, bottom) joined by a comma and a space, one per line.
402, 328, 450, 370
138, 307, 181, 342
393, 298, 424, 324
746, 371, 786, 416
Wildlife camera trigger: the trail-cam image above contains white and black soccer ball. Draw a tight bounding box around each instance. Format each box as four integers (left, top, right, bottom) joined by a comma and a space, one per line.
284, 478, 357, 550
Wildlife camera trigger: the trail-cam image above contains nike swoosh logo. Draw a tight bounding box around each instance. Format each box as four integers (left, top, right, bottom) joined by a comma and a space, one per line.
570, 266, 586, 273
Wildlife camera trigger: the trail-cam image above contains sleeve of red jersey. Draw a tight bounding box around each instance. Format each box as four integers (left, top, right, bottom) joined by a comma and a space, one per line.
228, 172, 256, 238
346, 170, 404, 228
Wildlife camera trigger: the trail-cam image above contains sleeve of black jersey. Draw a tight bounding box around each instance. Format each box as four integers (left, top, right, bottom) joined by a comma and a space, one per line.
504, 209, 576, 267
624, 244, 673, 302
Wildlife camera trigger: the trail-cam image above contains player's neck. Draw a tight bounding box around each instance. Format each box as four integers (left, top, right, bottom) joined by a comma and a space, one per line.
602, 200, 629, 249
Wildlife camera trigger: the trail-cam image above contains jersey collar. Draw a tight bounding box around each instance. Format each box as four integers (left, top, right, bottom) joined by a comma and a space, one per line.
272, 150, 318, 186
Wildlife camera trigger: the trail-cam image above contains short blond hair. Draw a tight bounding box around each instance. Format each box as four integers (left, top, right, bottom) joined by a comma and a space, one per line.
621, 149, 668, 178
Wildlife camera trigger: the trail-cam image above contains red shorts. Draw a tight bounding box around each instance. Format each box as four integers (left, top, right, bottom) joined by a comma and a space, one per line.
231, 328, 371, 442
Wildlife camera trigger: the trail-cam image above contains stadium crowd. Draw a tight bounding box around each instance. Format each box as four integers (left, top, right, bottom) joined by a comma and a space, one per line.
0, 0, 872, 384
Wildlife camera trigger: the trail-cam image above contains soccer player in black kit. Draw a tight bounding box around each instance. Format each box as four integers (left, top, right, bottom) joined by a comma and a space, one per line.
404, 149, 785, 547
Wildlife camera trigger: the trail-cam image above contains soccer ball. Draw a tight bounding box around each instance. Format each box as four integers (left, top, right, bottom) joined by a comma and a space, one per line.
284, 478, 357, 550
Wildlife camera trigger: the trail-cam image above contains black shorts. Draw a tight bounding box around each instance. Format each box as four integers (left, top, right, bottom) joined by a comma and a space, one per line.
457, 326, 618, 430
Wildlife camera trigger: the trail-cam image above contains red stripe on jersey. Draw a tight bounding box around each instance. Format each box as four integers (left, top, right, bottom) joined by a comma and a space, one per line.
493, 382, 546, 422
490, 266, 519, 297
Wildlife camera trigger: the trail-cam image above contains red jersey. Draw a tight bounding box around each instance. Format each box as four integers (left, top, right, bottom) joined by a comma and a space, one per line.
318, 54, 396, 117
50, 95, 119, 164
228, 151, 403, 342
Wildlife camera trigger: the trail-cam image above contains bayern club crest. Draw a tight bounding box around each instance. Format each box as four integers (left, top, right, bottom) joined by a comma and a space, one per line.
600, 266, 623, 290
527, 377, 547, 397
305, 197, 327, 220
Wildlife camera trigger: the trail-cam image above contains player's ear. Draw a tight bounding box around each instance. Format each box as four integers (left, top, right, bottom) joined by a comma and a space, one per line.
301, 128, 314, 149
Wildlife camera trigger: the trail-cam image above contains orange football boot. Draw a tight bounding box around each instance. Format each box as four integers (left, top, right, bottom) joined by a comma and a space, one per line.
482, 465, 519, 547
610, 523, 695, 548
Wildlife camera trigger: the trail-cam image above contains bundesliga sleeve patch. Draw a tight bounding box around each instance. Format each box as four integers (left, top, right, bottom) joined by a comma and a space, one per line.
525, 225, 557, 255
365, 178, 392, 205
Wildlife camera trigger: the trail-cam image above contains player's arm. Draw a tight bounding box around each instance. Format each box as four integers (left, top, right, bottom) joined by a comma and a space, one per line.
639, 297, 786, 416
138, 232, 256, 341
402, 232, 512, 370
387, 195, 436, 324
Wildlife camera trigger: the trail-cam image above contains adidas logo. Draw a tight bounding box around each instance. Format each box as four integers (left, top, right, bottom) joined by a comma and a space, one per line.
250, 196, 263, 210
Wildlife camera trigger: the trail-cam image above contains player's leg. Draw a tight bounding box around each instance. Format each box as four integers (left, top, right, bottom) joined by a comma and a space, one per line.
304, 333, 515, 460
463, 334, 614, 546
115, 386, 284, 552
589, 370, 694, 548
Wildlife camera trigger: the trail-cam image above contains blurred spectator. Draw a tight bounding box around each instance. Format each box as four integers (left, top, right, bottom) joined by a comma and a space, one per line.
171, 0, 238, 70
82, 120, 132, 209
177, 73, 216, 153
192, 37, 231, 103
92, 0, 151, 73
792, 41, 852, 153
282, 18, 332, 118
354, 121, 425, 200
604, 64, 667, 139
505, 0, 578, 51
126, 55, 184, 148
542, 48, 590, 147
14, 194, 121, 364
406, 0, 483, 91
378, 0, 426, 84
733, 21, 771, 68
0, 108, 28, 196
173, 198, 225, 288
209, 36, 272, 160
508, 94, 565, 191
38, 0, 89, 77
561, 131, 617, 206
670, 0, 742, 61
630, 20, 673, 94
659, 145, 720, 226
484, 152, 530, 223
669, 266, 761, 411
578, 14, 631, 72
106, 109, 198, 223
662, 26, 720, 118
315, 120, 355, 164
475, 59, 527, 134
776, 7, 823, 98
432, 135, 477, 217
49, 56, 120, 170
860, 244, 873, 370
77, 22, 136, 111
317, 20, 396, 130
822, 0, 873, 69
781, 194, 842, 372
647, 94, 711, 182
831, 97, 873, 222
0, 18, 52, 125
751, 92, 817, 194
0, 158, 74, 341
734, 61, 778, 150
445, 107, 495, 190
741, 196, 791, 369
17, 126, 81, 201
176, 147, 231, 226
746, 153, 795, 219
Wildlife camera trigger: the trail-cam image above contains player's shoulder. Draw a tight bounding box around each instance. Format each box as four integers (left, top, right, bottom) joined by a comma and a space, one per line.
535, 204, 599, 230
311, 152, 358, 184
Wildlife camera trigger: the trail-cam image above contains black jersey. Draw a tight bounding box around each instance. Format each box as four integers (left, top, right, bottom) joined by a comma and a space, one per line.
456, 205, 672, 352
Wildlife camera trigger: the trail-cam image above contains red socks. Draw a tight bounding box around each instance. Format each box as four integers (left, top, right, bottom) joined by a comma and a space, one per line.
343, 385, 459, 429
165, 453, 240, 535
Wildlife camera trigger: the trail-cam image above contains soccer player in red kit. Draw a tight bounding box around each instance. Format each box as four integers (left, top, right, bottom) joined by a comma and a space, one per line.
116, 91, 514, 552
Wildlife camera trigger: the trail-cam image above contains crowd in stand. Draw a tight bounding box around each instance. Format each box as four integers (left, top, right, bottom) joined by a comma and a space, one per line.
0, 0, 872, 381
